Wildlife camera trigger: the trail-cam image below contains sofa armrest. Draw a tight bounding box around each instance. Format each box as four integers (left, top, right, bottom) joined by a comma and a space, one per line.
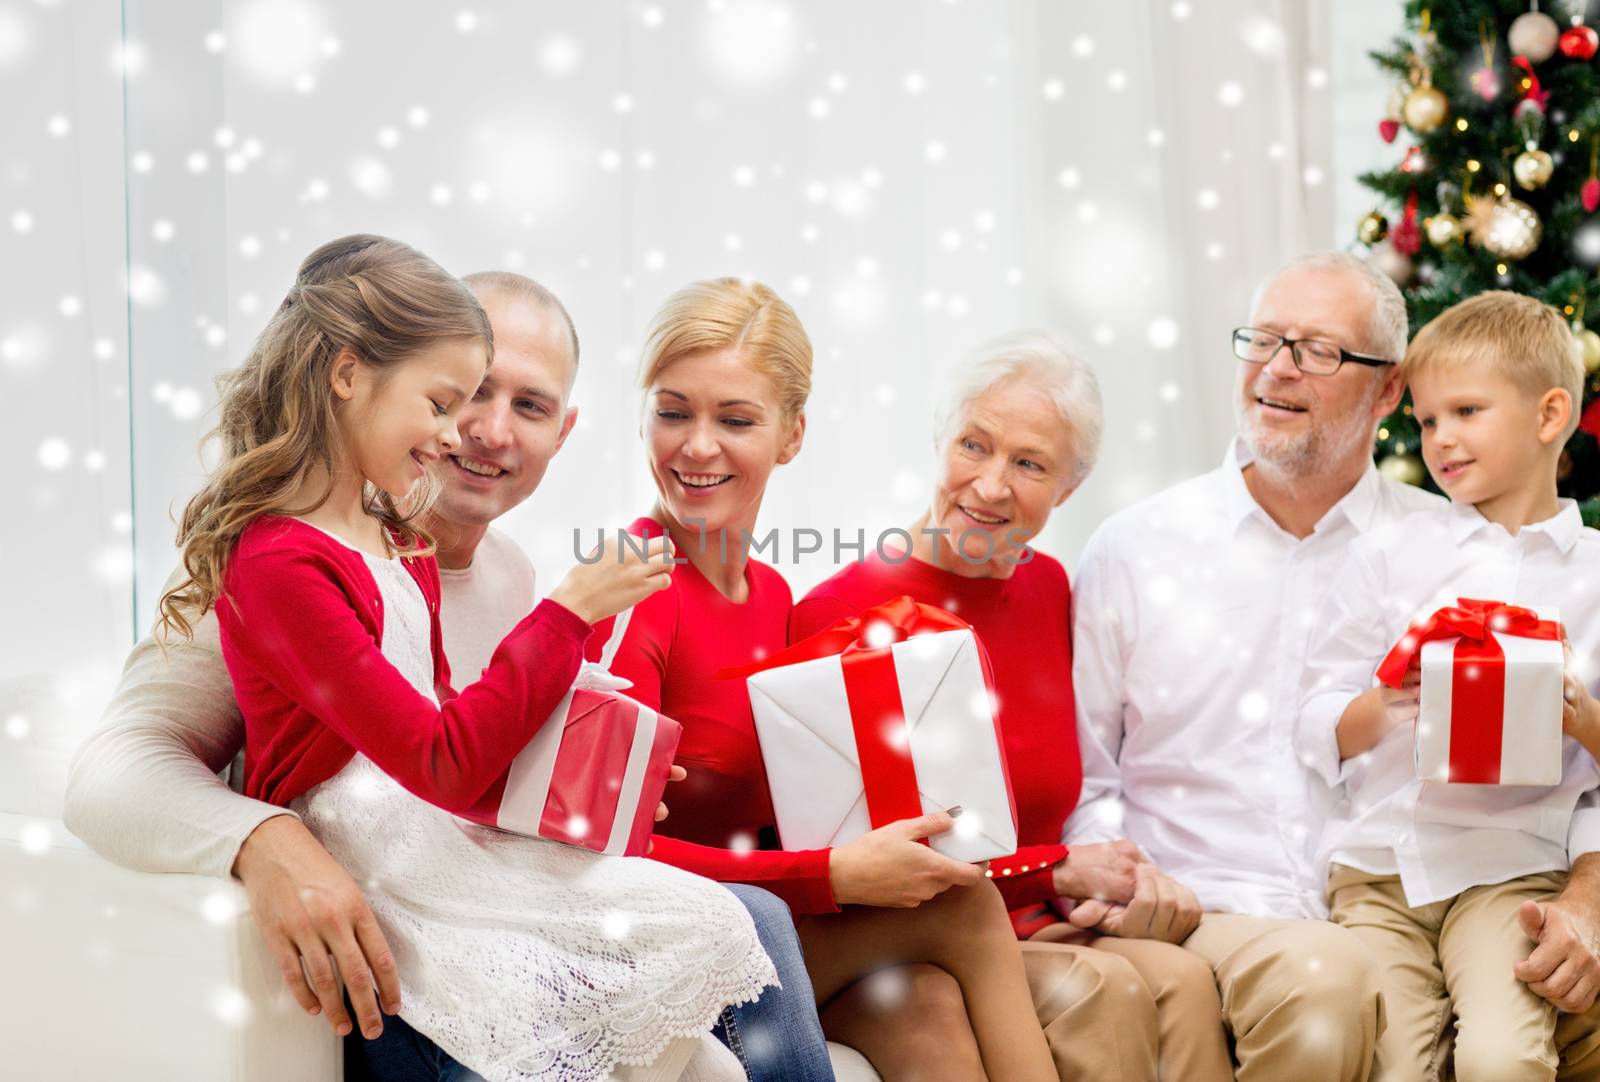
0, 812, 340, 1081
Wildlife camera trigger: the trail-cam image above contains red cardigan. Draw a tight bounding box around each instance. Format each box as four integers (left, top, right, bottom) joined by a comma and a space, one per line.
790, 550, 1078, 912
588, 518, 837, 915
219, 516, 592, 812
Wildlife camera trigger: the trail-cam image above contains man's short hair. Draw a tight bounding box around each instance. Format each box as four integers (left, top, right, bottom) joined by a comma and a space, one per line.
463, 270, 579, 366
1251, 250, 1409, 364
1403, 290, 1584, 439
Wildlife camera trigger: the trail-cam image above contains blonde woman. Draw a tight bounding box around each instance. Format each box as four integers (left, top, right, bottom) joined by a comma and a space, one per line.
594, 278, 1058, 1082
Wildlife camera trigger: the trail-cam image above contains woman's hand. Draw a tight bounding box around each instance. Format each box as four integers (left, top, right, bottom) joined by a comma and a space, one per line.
1050, 839, 1144, 905
828, 809, 985, 907
548, 534, 675, 626
1065, 863, 1202, 944
233, 815, 401, 1040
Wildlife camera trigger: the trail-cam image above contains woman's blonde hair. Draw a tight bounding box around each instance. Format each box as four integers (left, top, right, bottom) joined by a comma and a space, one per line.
637, 278, 812, 421
157, 234, 492, 642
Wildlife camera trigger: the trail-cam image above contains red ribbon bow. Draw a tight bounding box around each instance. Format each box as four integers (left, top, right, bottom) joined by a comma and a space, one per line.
1377, 598, 1564, 784
1511, 56, 1550, 114
720, 596, 989, 834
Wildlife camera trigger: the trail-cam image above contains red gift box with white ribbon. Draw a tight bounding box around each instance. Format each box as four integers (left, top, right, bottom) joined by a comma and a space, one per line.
460, 665, 681, 856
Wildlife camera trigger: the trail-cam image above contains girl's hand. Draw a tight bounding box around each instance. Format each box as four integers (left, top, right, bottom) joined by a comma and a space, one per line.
828, 809, 985, 907
549, 534, 675, 626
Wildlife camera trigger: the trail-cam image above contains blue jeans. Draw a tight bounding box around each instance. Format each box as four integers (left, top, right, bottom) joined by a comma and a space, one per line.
352, 883, 834, 1082
717, 883, 836, 1082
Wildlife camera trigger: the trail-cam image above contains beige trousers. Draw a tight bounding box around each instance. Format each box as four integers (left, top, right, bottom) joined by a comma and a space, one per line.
1328, 864, 1581, 1082
1180, 910, 1385, 1082
1022, 936, 1233, 1081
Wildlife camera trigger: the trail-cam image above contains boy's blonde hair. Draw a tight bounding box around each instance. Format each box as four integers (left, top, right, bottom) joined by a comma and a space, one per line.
158, 234, 492, 643
638, 278, 812, 422
1403, 290, 1584, 439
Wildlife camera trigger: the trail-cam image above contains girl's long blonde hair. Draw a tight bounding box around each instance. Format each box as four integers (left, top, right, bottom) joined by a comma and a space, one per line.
158, 234, 492, 642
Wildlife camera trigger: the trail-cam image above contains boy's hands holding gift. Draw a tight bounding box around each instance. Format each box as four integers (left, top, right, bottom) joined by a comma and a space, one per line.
1336, 667, 1421, 761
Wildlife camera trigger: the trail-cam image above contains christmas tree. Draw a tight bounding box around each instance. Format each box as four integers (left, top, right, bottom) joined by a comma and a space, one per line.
1360, 0, 1600, 525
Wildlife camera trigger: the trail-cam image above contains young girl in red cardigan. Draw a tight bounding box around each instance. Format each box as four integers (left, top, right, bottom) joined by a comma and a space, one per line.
157, 235, 773, 1082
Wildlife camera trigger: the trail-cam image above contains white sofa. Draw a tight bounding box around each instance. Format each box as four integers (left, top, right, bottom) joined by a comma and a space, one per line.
0, 810, 882, 1081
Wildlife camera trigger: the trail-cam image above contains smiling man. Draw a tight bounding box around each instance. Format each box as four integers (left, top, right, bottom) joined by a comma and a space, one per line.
1063, 250, 1600, 1080
1063, 251, 1426, 1081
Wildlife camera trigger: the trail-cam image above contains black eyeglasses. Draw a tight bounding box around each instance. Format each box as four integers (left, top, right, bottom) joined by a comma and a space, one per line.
1231, 327, 1394, 376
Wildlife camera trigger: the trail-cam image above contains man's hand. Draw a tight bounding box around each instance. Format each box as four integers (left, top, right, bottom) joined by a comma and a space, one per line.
1065, 862, 1201, 944
1515, 895, 1600, 1013
1051, 839, 1145, 905
233, 815, 401, 1039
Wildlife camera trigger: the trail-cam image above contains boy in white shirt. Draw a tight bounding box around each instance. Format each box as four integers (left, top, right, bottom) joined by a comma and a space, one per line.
1298, 290, 1600, 1081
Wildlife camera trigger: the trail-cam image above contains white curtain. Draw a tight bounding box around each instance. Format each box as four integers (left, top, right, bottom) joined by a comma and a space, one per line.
0, 0, 1343, 807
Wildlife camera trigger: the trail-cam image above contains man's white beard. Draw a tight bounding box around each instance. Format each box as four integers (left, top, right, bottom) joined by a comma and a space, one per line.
1236, 380, 1381, 480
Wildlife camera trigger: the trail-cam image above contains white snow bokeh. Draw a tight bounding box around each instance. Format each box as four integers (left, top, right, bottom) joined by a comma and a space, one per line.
228, 0, 331, 89
704, 0, 798, 85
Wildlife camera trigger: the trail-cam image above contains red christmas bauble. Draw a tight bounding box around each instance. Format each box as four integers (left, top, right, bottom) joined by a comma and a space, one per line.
1584, 178, 1600, 213
1378, 118, 1400, 143
1390, 216, 1422, 256
1560, 24, 1599, 61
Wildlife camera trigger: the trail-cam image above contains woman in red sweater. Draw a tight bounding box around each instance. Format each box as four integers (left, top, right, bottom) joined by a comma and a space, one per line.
592, 279, 1058, 1082
790, 332, 1232, 1082
161, 235, 775, 1082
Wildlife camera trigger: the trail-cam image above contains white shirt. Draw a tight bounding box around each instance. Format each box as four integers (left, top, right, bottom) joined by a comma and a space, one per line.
1296, 500, 1600, 906
1066, 439, 1441, 919
64, 527, 538, 878
437, 527, 539, 684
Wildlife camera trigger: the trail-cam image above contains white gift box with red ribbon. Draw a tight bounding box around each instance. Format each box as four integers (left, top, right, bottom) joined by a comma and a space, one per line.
728, 597, 1018, 863
1377, 598, 1565, 786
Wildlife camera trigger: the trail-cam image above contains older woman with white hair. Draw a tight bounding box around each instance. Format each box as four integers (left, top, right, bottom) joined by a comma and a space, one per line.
792, 332, 1234, 1082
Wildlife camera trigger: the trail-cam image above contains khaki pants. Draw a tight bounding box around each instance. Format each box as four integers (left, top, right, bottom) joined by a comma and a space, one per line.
1022, 936, 1232, 1082
1328, 864, 1593, 1082
1180, 910, 1384, 1081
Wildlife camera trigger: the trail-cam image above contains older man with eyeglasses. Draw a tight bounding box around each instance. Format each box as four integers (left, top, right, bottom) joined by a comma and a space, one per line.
1060, 250, 1600, 1080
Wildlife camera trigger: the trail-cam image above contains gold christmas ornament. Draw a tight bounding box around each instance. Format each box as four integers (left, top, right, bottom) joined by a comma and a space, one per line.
1358, 211, 1390, 245
1403, 84, 1449, 135
1514, 148, 1554, 190
1577, 324, 1600, 373
1425, 213, 1463, 247
1385, 83, 1408, 121
1509, 10, 1561, 63
1378, 453, 1427, 487
1464, 193, 1542, 261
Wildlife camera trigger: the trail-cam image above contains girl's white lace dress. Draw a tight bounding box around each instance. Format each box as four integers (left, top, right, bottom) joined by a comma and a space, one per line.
291, 552, 776, 1082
